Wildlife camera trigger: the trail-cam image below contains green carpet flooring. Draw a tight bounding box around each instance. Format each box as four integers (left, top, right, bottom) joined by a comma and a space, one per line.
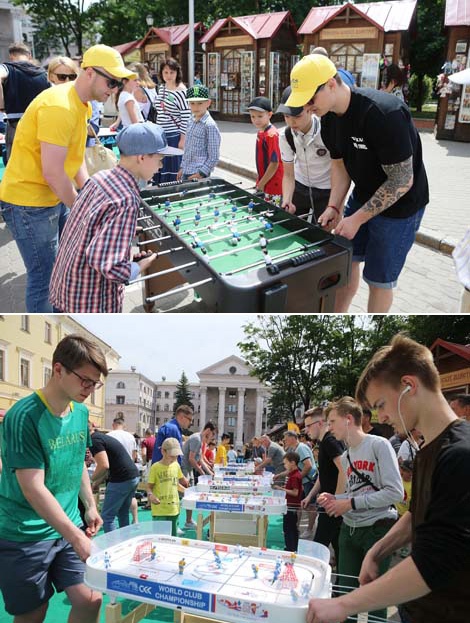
0, 506, 286, 622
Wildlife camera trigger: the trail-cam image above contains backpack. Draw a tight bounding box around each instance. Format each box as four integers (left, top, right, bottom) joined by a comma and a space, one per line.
285, 126, 296, 154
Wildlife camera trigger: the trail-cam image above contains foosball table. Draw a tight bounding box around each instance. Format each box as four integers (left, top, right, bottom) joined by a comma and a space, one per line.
133, 178, 352, 312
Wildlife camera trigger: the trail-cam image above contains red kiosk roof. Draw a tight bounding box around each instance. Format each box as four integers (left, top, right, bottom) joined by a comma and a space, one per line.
114, 39, 143, 55
140, 23, 204, 47
298, 0, 417, 35
445, 0, 470, 26
431, 338, 470, 361
200, 11, 296, 44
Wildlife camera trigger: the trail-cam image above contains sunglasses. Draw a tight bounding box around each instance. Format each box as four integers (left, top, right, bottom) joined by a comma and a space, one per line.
53, 72, 77, 82
307, 82, 327, 105
92, 67, 122, 89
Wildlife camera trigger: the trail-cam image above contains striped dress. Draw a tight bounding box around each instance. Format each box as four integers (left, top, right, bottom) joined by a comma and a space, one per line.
154, 84, 190, 183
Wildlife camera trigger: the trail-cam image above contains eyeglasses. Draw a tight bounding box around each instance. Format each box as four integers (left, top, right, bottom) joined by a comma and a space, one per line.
53, 72, 77, 82
61, 363, 103, 390
92, 67, 122, 89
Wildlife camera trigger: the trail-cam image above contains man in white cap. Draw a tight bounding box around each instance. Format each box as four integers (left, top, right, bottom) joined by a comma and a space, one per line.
49, 122, 182, 313
0, 44, 136, 313
286, 54, 429, 313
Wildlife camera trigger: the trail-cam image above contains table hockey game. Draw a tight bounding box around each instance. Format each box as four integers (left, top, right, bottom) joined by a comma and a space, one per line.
85, 525, 331, 623
182, 488, 287, 515
134, 178, 352, 312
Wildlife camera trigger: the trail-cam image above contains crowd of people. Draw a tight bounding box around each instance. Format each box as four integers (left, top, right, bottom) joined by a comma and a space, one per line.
9, 39, 469, 313
0, 332, 469, 623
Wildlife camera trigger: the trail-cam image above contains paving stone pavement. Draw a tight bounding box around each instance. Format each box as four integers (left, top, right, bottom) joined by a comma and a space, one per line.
0, 166, 461, 313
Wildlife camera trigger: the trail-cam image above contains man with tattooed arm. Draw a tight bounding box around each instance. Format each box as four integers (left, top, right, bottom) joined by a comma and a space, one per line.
286, 54, 429, 312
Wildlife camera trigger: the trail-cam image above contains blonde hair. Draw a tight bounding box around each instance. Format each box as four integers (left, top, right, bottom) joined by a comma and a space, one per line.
326, 396, 362, 425
128, 62, 156, 89
356, 334, 440, 408
47, 56, 78, 81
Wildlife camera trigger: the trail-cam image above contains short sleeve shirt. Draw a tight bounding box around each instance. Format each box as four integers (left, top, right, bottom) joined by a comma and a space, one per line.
255, 124, 284, 195
320, 87, 429, 218
0, 392, 90, 541
148, 461, 184, 516
0, 81, 91, 207
181, 432, 203, 474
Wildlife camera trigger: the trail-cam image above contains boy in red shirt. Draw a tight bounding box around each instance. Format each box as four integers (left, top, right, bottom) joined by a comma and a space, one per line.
274, 450, 303, 551
248, 97, 284, 206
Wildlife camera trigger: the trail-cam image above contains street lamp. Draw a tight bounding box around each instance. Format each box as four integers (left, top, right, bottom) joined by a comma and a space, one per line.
146, 14, 154, 27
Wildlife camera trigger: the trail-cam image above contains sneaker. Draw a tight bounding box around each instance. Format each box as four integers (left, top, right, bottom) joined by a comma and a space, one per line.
299, 530, 313, 539
184, 520, 197, 529
177, 527, 184, 537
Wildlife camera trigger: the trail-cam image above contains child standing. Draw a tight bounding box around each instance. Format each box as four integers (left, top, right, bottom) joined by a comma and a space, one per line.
146, 437, 189, 536
274, 451, 303, 552
247, 96, 284, 206
49, 122, 182, 313
177, 85, 221, 181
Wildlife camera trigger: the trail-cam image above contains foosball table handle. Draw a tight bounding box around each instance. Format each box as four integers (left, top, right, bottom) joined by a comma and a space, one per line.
267, 248, 327, 275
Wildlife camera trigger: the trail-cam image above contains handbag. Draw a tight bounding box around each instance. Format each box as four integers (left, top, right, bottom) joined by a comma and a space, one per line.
142, 88, 158, 124
84, 125, 118, 176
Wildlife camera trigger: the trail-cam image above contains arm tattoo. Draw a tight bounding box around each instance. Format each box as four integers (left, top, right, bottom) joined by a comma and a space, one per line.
362, 156, 414, 217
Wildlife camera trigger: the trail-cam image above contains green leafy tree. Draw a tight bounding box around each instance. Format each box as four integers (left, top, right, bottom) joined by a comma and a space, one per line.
174, 371, 194, 413
239, 315, 336, 422
404, 315, 470, 347
14, 0, 94, 56
409, 0, 446, 111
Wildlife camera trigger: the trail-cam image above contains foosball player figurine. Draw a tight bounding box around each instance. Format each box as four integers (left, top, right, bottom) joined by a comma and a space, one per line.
209, 192, 216, 200
272, 567, 280, 584
301, 581, 310, 598
259, 233, 268, 250
290, 552, 297, 564
164, 206, 171, 217
213, 207, 220, 222
165, 199, 171, 209
231, 204, 238, 214
263, 250, 273, 266
173, 216, 181, 231
252, 563, 259, 579
104, 551, 111, 569
264, 220, 274, 232
230, 226, 241, 246
194, 208, 201, 225
179, 558, 186, 575
248, 200, 255, 214
237, 544, 244, 558
150, 545, 156, 561
290, 589, 299, 602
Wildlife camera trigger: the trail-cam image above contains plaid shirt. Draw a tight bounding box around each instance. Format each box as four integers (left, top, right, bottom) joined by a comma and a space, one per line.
181, 111, 221, 176
49, 166, 141, 313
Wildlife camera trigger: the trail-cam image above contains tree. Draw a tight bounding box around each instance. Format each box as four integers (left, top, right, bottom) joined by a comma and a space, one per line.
14, 0, 93, 56
174, 371, 194, 413
404, 315, 470, 347
409, 0, 446, 111
239, 315, 336, 421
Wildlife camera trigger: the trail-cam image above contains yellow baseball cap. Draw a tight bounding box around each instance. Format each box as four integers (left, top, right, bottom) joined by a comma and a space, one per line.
286, 54, 337, 107
81, 44, 137, 79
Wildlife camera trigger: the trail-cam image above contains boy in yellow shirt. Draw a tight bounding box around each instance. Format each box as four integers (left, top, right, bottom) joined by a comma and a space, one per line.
146, 437, 189, 536
214, 433, 231, 466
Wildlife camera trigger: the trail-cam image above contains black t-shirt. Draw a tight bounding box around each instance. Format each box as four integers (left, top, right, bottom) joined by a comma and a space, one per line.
318, 431, 346, 494
404, 419, 470, 623
90, 431, 139, 483
321, 87, 429, 218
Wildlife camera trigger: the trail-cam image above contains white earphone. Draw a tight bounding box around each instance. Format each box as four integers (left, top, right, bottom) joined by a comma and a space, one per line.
401, 385, 411, 397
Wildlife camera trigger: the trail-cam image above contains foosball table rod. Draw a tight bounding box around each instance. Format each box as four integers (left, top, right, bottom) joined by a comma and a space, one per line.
128, 261, 197, 285
145, 277, 214, 303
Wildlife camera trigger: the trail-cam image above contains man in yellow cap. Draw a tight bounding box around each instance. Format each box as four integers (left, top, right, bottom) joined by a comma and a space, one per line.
286, 54, 429, 313
0, 44, 136, 313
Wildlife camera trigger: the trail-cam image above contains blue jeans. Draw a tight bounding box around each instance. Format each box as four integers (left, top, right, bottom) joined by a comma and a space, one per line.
101, 477, 139, 533
0, 200, 69, 312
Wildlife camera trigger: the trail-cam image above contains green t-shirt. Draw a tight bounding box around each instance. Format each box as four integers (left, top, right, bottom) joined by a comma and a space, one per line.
0, 391, 90, 541
148, 460, 183, 517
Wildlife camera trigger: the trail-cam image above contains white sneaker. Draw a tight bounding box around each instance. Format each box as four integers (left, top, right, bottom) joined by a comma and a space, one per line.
300, 530, 313, 539
184, 520, 197, 529
177, 527, 184, 537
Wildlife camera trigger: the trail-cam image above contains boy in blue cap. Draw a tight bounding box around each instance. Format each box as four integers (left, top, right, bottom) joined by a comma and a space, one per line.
177, 85, 221, 181
50, 122, 182, 312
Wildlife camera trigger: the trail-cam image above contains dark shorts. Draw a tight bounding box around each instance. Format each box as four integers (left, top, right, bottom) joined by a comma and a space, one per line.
344, 194, 425, 288
0, 537, 85, 616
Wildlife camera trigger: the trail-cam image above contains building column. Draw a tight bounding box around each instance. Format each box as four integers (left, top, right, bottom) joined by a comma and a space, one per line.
236, 387, 245, 449
255, 390, 264, 437
218, 387, 226, 440
199, 386, 207, 429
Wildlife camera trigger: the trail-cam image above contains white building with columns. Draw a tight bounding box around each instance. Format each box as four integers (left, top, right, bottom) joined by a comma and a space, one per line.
197, 355, 270, 449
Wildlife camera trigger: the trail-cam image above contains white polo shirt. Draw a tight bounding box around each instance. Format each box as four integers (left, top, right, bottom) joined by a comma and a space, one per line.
279, 115, 331, 190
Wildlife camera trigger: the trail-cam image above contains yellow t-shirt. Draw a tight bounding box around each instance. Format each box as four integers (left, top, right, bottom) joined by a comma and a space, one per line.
0, 82, 91, 207
396, 478, 412, 517
148, 460, 183, 517
215, 444, 227, 466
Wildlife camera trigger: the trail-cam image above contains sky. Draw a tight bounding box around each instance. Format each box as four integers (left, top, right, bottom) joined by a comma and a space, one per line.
74, 314, 260, 382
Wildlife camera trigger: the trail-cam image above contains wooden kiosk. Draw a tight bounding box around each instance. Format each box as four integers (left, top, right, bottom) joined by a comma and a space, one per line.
140, 23, 206, 81
298, 0, 417, 88
435, 0, 470, 142
200, 11, 299, 118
